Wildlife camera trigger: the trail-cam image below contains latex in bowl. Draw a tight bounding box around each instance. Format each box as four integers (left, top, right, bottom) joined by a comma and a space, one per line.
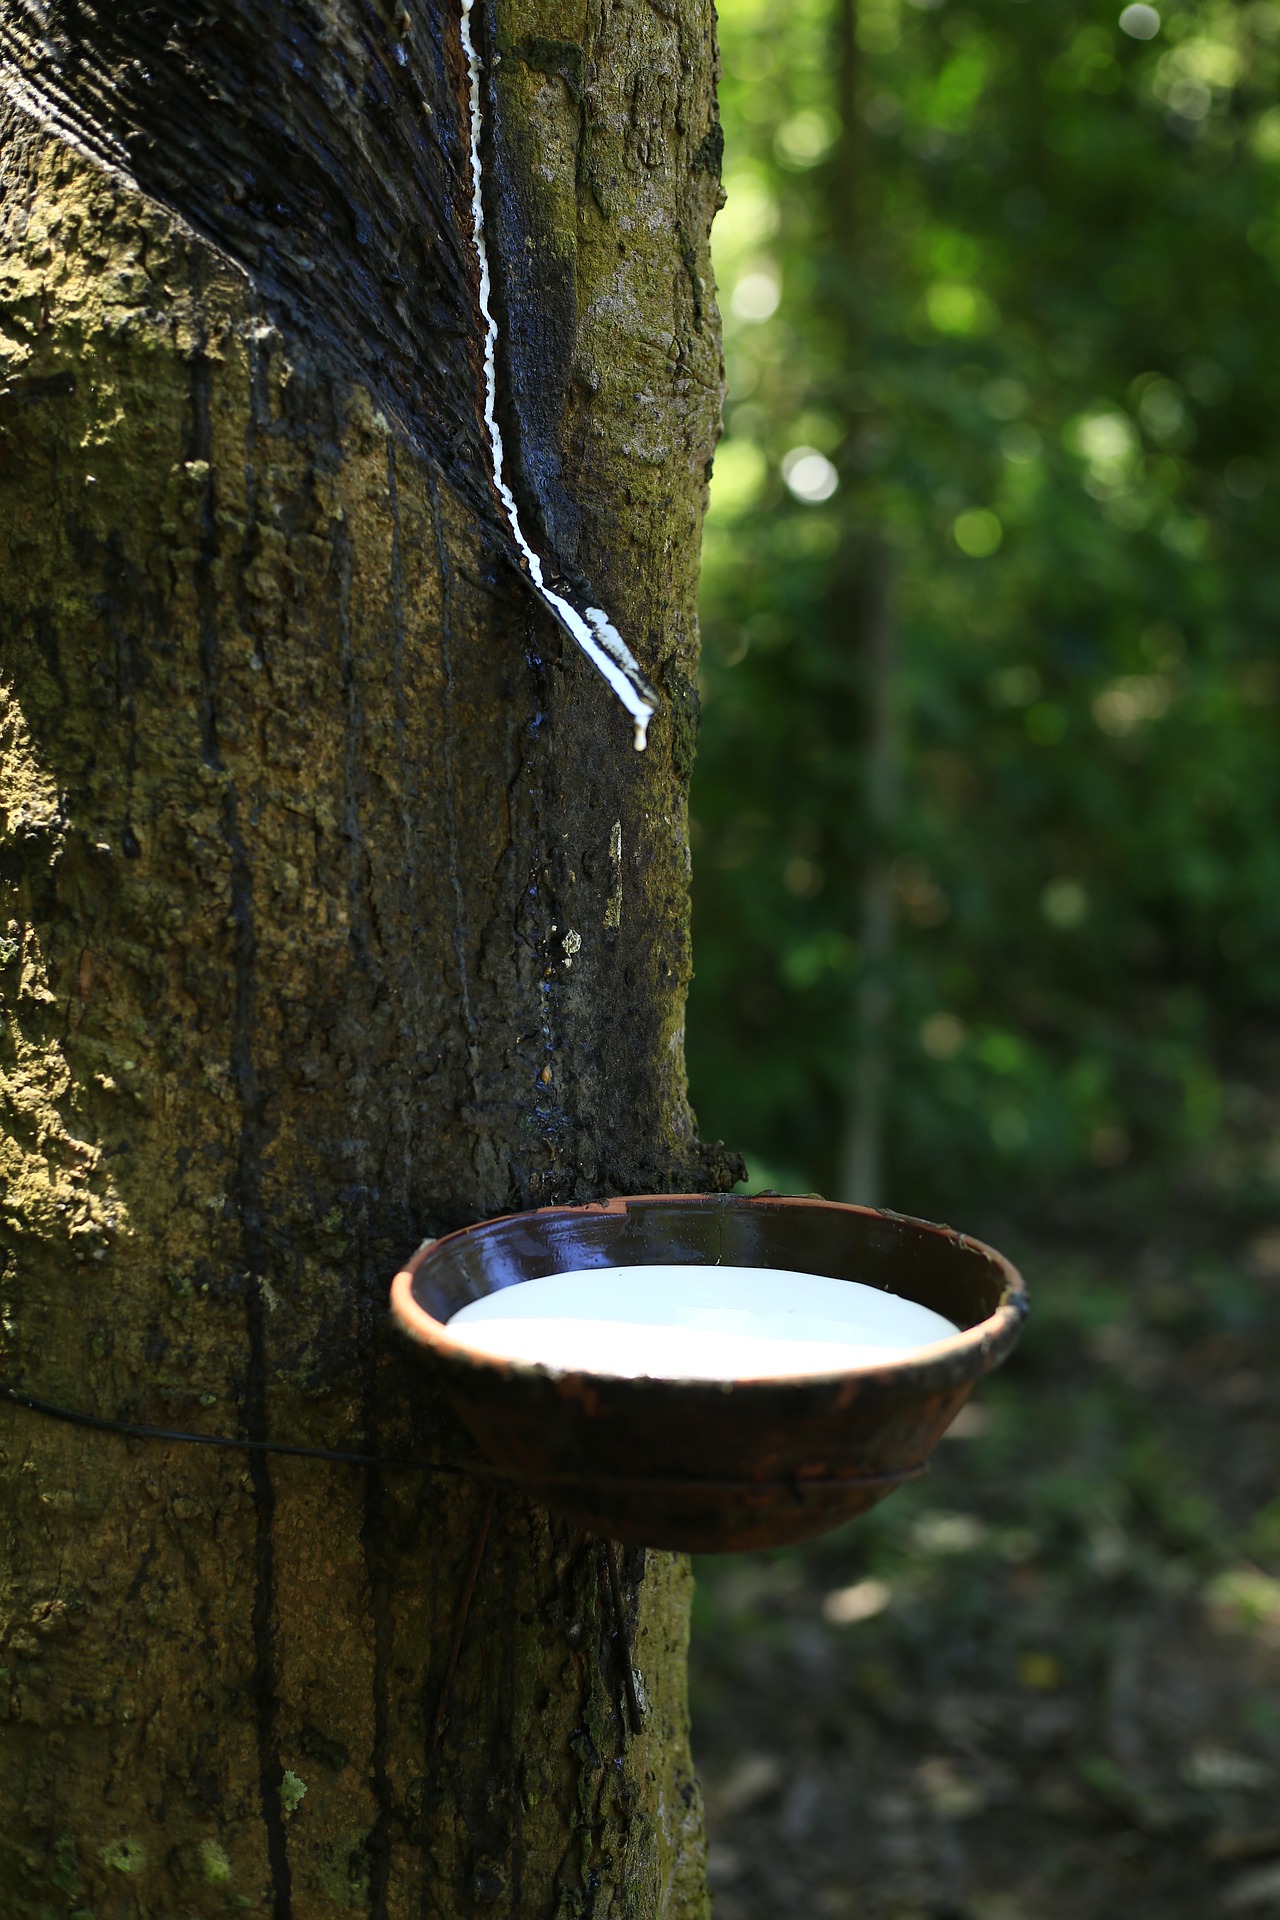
389, 1193, 1027, 1553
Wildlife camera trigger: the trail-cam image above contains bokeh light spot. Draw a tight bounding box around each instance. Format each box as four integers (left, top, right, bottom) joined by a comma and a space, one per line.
1093, 673, 1173, 735
920, 1013, 967, 1060
953, 508, 1003, 556
1041, 878, 1090, 929
926, 281, 989, 335
1119, 4, 1160, 39
730, 269, 781, 323
775, 108, 839, 168
782, 447, 839, 503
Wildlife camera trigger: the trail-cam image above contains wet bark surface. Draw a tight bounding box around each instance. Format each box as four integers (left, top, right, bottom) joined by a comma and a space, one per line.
0, 2, 735, 1913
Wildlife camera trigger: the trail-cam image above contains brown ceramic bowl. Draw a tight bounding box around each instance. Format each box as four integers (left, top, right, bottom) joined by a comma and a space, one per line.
390, 1194, 1027, 1552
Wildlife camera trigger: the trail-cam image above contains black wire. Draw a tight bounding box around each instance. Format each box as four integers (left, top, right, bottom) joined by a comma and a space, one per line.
2, 1381, 930, 1499
0, 1381, 479, 1476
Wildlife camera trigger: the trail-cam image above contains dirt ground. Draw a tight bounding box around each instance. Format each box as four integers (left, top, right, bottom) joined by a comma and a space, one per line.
688, 1099, 1280, 1918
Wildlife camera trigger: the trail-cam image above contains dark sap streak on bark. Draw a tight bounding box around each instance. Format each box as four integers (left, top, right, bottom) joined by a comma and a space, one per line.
186, 337, 222, 771
508, 604, 564, 1202
328, 511, 398, 1915
384, 445, 411, 838
191, 316, 288, 1907
235, 318, 268, 675
334, 513, 377, 977
98, 529, 143, 857
194, 316, 287, 1899
478, 1499, 518, 1904
125, 1538, 161, 1604
422, 1482, 497, 1919
535, 615, 587, 1189
563, 1535, 619, 1920
458, 1504, 525, 1914
416, 1509, 442, 1920
425, 463, 477, 1045
358, 1246, 397, 1920
245, 1360, 291, 1918
328, 504, 395, 1915
385, 440, 428, 1227
506, 1601, 526, 1918
361, 1459, 397, 1920
223, 783, 293, 1918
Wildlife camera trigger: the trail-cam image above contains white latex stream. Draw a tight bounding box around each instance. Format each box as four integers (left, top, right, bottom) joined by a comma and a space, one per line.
458, 0, 657, 750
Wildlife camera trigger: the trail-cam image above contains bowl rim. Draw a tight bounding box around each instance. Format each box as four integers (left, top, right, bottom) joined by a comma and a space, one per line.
389, 1193, 1028, 1389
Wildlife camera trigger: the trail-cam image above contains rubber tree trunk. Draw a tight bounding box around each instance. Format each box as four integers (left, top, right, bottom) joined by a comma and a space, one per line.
0, 3, 735, 1914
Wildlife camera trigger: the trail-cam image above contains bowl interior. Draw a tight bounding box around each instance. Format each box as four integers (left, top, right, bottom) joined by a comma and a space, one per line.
393, 1197, 1027, 1551
408, 1195, 1014, 1342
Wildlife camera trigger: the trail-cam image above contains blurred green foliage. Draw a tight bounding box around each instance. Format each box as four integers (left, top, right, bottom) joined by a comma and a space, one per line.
689, 0, 1280, 1216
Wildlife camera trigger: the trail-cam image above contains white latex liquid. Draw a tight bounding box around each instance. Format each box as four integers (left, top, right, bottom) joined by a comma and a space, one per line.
447, 1265, 960, 1380
457, 0, 656, 750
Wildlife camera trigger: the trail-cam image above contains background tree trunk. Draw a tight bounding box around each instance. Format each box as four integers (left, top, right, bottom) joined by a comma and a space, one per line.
838, 545, 897, 1210
829, 0, 898, 1211
0, 3, 735, 1913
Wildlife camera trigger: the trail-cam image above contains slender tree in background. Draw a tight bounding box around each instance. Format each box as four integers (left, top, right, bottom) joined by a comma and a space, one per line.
0, 3, 734, 1913
691, 0, 1280, 1213
830, 0, 897, 1209
837, 544, 897, 1208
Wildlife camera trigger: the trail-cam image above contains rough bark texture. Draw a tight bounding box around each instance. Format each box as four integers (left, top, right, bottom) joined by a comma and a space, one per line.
0, 2, 734, 1914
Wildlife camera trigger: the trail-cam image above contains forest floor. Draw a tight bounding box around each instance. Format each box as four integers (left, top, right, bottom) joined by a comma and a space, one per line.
688, 1075, 1280, 1919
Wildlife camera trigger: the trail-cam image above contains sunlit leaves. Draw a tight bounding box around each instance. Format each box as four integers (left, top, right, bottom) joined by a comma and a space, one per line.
924, 281, 996, 335
951, 507, 1002, 556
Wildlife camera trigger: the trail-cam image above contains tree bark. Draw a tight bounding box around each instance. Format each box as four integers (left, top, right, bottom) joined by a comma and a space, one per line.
0, 3, 734, 1914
